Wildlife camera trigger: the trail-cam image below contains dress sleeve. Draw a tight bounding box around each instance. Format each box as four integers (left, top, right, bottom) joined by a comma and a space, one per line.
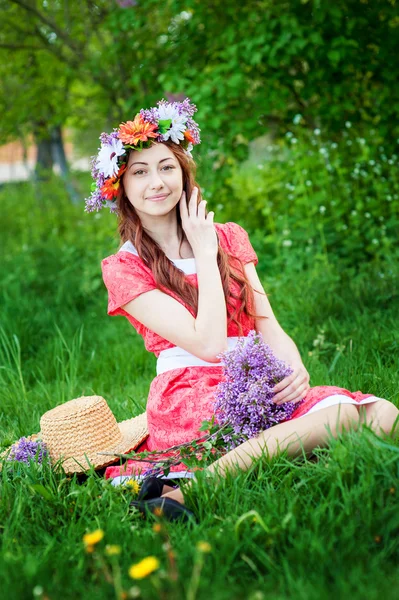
101, 253, 157, 317
219, 221, 258, 266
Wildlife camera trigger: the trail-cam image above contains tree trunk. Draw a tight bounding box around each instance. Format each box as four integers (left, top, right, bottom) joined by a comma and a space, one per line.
51, 125, 80, 205
33, 123, 80, 204
51, 125, 68, 178
34, 128, 53, 180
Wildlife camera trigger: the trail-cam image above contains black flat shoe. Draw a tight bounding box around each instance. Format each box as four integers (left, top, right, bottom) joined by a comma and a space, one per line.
130, 497, 197, 523
138, 477, 179, 501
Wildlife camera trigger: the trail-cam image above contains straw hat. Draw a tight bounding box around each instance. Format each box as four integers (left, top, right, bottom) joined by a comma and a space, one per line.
1, 396, 149, 475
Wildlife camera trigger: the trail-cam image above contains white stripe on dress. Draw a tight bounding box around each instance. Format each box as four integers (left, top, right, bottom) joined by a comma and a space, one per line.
294, 394, 382, 419
110, 471, 196, 487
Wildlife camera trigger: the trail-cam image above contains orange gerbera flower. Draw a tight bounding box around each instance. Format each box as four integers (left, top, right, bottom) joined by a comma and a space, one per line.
184, 129, 195, 144
118, 114, 159, 146
100, 163, 126, 200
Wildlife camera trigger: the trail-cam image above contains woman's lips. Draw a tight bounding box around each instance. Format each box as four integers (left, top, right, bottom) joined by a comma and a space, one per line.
148, 193, 169, 202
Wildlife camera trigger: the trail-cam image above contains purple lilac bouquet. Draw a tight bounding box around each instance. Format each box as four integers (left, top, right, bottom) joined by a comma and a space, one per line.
6, 437, 48, 464
213, 330, 303, 449
102, 331, 304, 476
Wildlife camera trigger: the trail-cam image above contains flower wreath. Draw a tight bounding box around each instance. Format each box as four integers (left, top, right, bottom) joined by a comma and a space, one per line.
85, 97, 201, 214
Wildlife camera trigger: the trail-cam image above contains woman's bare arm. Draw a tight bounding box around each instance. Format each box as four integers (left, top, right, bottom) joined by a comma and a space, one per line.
243, 261, 304, 368
120, 189, 229, 362
120, 251, 228, 363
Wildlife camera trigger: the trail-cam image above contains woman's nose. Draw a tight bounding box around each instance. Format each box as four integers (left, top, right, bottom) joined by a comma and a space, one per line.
149, 172, 165, 189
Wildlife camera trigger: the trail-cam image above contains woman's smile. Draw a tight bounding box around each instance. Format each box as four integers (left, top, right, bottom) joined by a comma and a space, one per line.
147, 193, 170, 202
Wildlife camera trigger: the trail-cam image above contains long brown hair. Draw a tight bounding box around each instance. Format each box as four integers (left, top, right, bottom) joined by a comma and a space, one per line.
116, 140, 267, 335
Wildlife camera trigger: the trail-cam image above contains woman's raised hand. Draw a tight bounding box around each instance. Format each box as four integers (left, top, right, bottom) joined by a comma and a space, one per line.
179, 186, 218, 258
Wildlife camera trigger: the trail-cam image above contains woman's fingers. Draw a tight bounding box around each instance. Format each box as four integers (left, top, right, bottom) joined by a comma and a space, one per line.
182, 186, 208, 221
273, 379, 301, 403
179, 191, 188, 220
274, 383, 310, 405
273, 365, 310, 403
197, 199, 207, 220
180, 185, 218, 257
273, 370, 297, 394
189, 186, 198, 217
273, 369, 308, 404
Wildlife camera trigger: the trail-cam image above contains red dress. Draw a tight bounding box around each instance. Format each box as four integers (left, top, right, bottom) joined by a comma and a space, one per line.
101, 222, 380, 481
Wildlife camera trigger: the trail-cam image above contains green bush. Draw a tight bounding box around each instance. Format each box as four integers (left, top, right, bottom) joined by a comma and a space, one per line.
214, 123, 399, 273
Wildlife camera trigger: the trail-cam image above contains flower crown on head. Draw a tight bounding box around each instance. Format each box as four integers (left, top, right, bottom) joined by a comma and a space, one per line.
85, 97, 201, 214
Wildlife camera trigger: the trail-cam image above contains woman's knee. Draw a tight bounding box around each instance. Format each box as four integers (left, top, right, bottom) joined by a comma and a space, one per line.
306, 403, 360, 437
335, 403, 360, 431
363, 399, 399, 436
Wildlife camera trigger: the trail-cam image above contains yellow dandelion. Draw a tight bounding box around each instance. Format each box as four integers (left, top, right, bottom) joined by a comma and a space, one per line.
128, 556, 160, 580
153, 507, 163, 517
125, 480, 140, 494
196, 541, 212, 553
83, 529, 104, 547
152, 523, 162, 533
105, 544, 122, 556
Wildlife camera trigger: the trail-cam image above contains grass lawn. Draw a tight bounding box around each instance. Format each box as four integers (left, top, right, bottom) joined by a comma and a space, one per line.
0, 179, 398, 599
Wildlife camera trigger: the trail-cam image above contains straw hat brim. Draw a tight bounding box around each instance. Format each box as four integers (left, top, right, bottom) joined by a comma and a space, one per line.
0, 412, 149, 475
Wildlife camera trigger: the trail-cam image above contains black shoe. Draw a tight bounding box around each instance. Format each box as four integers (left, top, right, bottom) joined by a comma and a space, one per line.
130, 497, 197, 523
138, 477, 179, 501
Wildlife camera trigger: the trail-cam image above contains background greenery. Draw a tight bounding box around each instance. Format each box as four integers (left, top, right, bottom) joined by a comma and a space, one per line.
1, 1, 398, 599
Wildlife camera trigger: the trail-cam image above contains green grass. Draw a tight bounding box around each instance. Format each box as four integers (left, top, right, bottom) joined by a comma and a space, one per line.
0, 177, 398, 599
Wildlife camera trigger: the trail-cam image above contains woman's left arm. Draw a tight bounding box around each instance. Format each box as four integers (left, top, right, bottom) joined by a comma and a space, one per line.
243, 262, 310, 405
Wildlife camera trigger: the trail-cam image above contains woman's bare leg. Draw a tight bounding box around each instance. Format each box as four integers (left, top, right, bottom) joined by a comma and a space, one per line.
162, 400, 399, 505
359, 399, 399, 436
161, 403, 361, 505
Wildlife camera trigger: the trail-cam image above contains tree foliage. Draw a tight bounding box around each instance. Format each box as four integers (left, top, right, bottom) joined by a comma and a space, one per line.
1, 0, 398, 168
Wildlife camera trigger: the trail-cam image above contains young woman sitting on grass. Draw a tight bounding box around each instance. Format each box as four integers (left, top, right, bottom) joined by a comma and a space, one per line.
87, 98, 399, 522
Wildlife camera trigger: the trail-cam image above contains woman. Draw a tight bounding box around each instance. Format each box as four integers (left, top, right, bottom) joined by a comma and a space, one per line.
88, 98, 399, 521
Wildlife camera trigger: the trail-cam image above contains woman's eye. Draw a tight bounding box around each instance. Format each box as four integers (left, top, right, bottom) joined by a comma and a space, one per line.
133, 165, 174, 175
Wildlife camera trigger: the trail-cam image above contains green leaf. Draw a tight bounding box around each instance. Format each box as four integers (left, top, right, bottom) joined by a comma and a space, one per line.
199, 418, 213, 431
157, 119, 172, 134
29, 484, 54, 502
235, 510, 271, 539
327, 50, 341, 65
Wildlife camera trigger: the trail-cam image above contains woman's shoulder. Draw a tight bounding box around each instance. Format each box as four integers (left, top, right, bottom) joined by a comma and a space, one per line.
101, 241, 154, 286
215, 221, 258, 265
215, 220, 249, 233
102, 240, 150, 268
215, 221, 251, 248
102, 240, 139, 264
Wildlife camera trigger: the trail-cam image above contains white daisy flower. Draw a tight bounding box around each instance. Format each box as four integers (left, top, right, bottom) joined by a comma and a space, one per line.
157, 103, 180, 121
162, 115, 187, 143
184, 142, 194, 157
96, 138, 125, 178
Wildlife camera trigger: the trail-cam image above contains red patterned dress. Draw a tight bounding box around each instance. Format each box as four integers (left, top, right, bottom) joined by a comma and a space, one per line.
101, 222, 382, 483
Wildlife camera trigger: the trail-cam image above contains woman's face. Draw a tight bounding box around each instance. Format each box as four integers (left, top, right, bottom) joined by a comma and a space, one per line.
123, 143, 184, 218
